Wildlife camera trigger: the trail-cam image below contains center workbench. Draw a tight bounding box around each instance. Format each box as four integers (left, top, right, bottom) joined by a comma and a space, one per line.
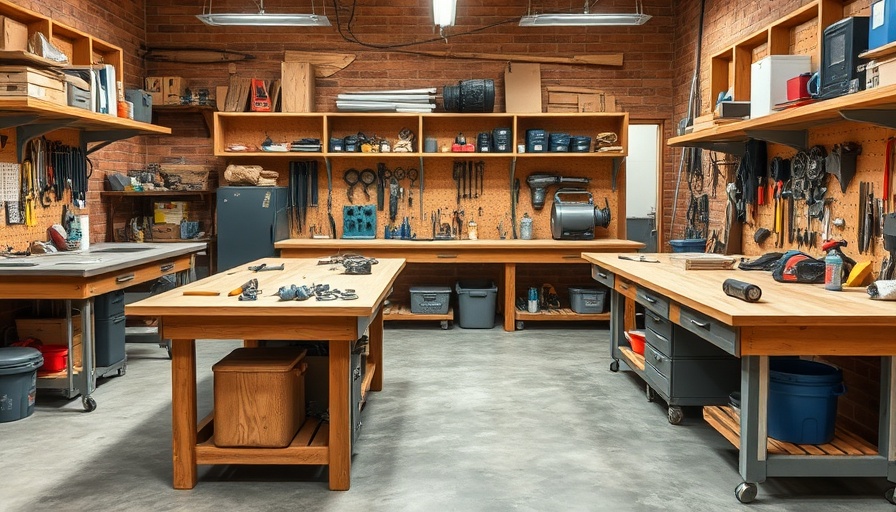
582, 252, 896, 504
276, 239, 643, 331
125, 256, 405, 491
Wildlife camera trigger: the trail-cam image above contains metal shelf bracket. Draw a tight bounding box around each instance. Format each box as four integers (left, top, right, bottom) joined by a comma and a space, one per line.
17, 121, 76, 161
611, 156, 626, 191
839, 109, 896, 129
81, 130, 143, 155
744, 129, 808, 151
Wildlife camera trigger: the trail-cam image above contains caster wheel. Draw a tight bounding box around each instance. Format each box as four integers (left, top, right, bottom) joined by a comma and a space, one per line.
886, 487, 895, 505
735, 482, 757, 503
440, 320, 449, 330
82, 396, 97, 412
610, 360, 620, 372
646, 384, 656, 402
516, 321, 525, 330
668, 406, 684, 425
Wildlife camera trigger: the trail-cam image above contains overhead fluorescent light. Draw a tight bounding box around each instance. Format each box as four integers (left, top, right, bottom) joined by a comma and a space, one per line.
520, 0, 651, 27
433, 0, 457, 28
197, 1, 331, 27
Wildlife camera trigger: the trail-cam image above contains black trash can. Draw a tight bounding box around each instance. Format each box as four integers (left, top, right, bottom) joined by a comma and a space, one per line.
0, 347, 43, 423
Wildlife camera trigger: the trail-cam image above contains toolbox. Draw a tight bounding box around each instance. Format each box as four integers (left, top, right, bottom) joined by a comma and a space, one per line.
124, 89, 152, 123
213, 348, 307, 448
410, 286, 451, 314
525, 129, 547, 153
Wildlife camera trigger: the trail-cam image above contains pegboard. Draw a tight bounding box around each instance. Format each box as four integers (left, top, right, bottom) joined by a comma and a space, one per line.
730, 120, 894, 279
0, 129, 88, 253
241, 154, 624, 242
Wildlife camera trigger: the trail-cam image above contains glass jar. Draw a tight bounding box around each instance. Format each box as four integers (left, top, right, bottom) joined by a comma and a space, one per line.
520, 213, 533, 240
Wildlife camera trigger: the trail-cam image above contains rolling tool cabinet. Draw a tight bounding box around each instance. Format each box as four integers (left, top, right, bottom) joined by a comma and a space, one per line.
585, 252, 896, 505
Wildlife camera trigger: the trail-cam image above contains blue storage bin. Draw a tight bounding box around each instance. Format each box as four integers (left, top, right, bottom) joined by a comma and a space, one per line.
669, 238, 706, 253
870, 0, 896, 50
767, 358, 845, 445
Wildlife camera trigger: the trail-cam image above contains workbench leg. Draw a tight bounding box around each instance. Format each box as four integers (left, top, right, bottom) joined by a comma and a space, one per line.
171, 339, 198, 490
739, 355, 768, 485
503, 263, 516, 332
608, 290, 625, 365
879, 356, 896, 482
328, 339, 352, 491
77, 299, 95, 400
369, 306, 384, 392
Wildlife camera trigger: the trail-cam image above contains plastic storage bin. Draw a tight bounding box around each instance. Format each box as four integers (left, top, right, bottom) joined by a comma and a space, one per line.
213, 348, 307, 448
767, 358, 845, 444
37, 345, 67, 373
0, 347, 43, 422
870, 0, 896, 51
750, 55, 812, 118
569, 287, 608, 314
94, 314, 126, 367
455, 280, 497, 328
669, 239, 706, 253
409, 286, 451, 314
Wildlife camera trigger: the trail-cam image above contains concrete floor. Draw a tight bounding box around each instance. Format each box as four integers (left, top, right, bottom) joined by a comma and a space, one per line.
0, 322, 893, 512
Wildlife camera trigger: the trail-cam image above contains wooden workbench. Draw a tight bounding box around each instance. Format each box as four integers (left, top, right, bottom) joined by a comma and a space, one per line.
582, 252, 896, 504
276, 239, 643, 331
125, 256, 405, 491
0, 242, 203, 410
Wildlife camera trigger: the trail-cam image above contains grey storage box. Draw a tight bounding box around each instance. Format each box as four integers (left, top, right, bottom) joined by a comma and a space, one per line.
94, 290, 125, 318
569, 287, 608, 314
409, 286, 451, 314
455, 280, 497, 329
94, 314, 125, 367
125, 88, 152, 123
0, 347, 42, 423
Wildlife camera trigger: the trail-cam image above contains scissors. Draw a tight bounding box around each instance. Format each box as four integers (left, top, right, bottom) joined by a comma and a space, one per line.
343, 168, 376, 203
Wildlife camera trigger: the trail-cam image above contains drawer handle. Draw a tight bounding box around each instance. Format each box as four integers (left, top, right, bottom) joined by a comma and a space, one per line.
160, 263, 175, 272
648, 312, 662, 322
620, 283, 630, 290
115, 274, 135, 284
689, 319, 710, 330
597, 272, 608, 279
644, 296, 657, 304
437, 254, 458, 259
652, 352, 665, 363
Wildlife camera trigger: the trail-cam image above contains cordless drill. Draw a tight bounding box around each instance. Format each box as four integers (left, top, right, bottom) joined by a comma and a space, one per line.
526, 174, 591, 210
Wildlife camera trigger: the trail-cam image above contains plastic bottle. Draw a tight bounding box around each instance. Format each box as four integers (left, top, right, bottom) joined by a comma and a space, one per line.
467, 220, 478, 240
824, 250, 843, 291
520, 213, 533, 240
527, 287, 539, 313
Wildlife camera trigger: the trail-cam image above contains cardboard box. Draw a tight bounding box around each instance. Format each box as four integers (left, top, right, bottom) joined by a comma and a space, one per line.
151, 223, 180, 240
0, 65, 66, 105
0, 16, 28, 51
866, 57, 896, 88
504, 62, 542, 112
153, 201, 188, 224
145, 76, 163, 105
280, 62, 314, 112
163, 76, 185, 105
16, 315, 82, 344
750, 55, 811, 118
545, 86, 616, 113
213, 348, 307, 448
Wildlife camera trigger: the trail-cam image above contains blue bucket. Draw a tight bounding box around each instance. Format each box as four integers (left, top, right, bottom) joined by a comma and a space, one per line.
669, 238, 706, 253
767, 358, 845, 444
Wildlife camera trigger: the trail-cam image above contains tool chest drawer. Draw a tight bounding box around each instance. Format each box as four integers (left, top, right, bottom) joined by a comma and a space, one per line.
591, 265, 615, 288
643, 309, 672, 341
636, 287, 670, 317
645, 327, 672, 356
644, 343, 672, 379
678, 306, 737, 355
643, 358, 671, 397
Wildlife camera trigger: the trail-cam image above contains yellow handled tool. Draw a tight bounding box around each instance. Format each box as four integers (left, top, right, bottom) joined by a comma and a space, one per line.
182, 290, 220, 296
228, 278, 259, 297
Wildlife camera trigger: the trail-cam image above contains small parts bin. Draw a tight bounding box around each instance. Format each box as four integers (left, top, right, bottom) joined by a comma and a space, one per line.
213, 348, 307, 448
409, 286, 451, 314
0, 347, 43, 423
569, 287, 608, 314
456, 280, 497, 329
37, 345, 68, 373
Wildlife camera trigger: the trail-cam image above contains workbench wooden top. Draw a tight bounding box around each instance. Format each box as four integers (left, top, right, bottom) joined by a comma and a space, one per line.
0, 242, 206, 277
277, 238, 642, 251
126, 257, 405, 318
583, 253, 896, 327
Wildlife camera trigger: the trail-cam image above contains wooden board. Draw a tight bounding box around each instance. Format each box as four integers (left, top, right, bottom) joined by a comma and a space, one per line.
280, 62, 314, 113
143, 48, 255, 64
618, 346, 645, 371
703, 405, 878, 456
283, 50, 356, 77
515, 307, 610, 321
410, 50, 623, 67
383, 302, 453, 321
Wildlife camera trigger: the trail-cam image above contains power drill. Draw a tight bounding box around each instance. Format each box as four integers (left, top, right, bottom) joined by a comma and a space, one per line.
526, 174, 591, 210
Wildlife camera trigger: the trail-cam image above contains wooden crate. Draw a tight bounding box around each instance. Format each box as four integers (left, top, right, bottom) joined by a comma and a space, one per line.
158, 164, 212, 191
16, 315, 82, 344
546, 87, 616, 113
212, 348, 307, 448
0, 66, 65, 105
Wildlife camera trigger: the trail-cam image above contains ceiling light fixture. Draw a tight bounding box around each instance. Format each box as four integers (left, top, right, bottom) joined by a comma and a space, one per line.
433, 0, 457, 28
520, 0, 651, 27
197, 0, 331, 27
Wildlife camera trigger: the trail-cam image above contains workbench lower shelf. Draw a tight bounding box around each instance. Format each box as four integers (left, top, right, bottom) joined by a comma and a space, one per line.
383, 303, 453, 329
703, 405, 878, 457
195, 413, 330, 465
514, 308, 610, 330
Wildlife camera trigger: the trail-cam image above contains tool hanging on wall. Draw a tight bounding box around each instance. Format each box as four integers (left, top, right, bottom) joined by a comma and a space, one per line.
407, 167, 418, 207
326, 159, 336, 238
389, 176, 399, 223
